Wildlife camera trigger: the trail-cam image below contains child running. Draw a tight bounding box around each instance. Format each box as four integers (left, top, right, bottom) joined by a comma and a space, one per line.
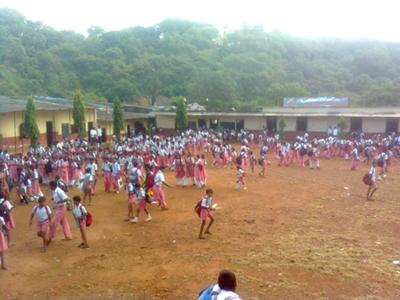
130, 184, 152, 223
198, 188, 215, 240
366, 161, 378, 200
236, 166, 246, 190
72, 195, 89, 248
29, 196, 52, 251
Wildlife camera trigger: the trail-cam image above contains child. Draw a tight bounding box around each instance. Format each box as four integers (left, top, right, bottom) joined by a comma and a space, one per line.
249, 151, 256, 173
153, 166, 171, 210
366, 161, 378, 200
0, 216, 7, 270
130, 184, 152, 223
80, 168, 94, 206
258, 155, 266, 177
29, 196, 52, 251
198, 188, 215, 240
198, 269, 242, 300
236, 166, 246, 190
0, 193, 14, 245
126, 179, 136, 222
49, 180, 72, 240
72, 195, 89, 248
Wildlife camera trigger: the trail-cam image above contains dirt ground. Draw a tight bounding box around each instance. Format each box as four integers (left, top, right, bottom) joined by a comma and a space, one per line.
1, 153, 400, 300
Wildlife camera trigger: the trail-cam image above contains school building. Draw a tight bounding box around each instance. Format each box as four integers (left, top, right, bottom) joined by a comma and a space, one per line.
0, 96, 96, 151
153, 107, 400, 138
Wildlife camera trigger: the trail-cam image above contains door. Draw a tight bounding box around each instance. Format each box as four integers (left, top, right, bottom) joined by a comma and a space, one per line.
127, 125, 131, 137
236, 120, 244, 131
61, 124, 70, 139
46, 121, 53, 146
350, 117, 362, 133
198, 119, 207, 129
101, 128, 107, 142
386, 118, 398, 133
267, 117, 277, 133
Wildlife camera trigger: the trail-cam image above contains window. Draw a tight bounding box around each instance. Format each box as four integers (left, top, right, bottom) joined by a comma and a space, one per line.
350, 117, 362, 132
296, 117, 307, 131
386, 118, 398, 133
220, 122, 235, 130
210, 119, 219, 129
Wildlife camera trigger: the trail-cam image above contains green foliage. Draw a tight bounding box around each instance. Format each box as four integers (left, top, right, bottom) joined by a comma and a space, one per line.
22, 96, 40, 146
174, 96, 188, 130
72, 90, 86, 135
113, 98, 124, 139
2, 8, 400, 107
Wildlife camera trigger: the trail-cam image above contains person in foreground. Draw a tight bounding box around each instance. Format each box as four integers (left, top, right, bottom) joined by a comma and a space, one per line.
198, 269, 242, 300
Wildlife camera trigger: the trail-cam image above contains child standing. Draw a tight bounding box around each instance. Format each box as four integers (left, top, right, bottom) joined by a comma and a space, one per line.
366, 161, 378, 200
198, 188, 215, 240
126, 179, 136, 222
130, 184, 152, 223
72, 195, 89, 248
0, 216, 8, 270
236, 166, 246, 190
29, 196, 52, 251
80, 168, 94, 206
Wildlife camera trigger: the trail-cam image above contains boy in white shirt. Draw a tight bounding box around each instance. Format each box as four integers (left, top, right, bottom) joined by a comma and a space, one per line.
29, 196, 52, 251
72, 195, 89, 249
198, 270, 241, 300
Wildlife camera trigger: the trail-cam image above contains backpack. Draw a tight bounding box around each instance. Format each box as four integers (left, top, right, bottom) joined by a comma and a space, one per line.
0, 202, 10, 224
198, 285, 220, 300
235, 155, 242, 166
194, 198, 202, 216
363, 172, 372, 185
80, 205, 92, 227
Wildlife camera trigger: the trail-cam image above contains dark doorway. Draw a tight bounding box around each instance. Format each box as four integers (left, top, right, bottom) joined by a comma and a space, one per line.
296, 117, 308, 131
198, 119, 207, 129
350, 117, 362, 132
236, 119, 244, 131
46, 121, 53, 146
101, 128, 107, 142
267, 117, 277, 133
88, 121, 94, 141
127, 125, 131, 137
188, 121, 197, 130
61, 123, 70, 139
134, 121, 145, 133
210, 119, 219, 130
220, 122, 235, 130
386, 118, 398, 133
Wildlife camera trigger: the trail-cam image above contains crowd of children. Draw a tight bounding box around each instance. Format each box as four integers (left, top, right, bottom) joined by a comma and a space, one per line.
0, 128, 398, 270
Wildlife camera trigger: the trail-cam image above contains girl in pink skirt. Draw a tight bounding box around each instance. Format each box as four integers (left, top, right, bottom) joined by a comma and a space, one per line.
197, 188, 215, 240
0, 216, 8, 270
0, 194, 14, 245
130, 185, 152, 223
29, 196, 52, 251
126, 179, 136, 222
236, 166, 246, 190
31, 166, 42, 197
72, 195, 89, 248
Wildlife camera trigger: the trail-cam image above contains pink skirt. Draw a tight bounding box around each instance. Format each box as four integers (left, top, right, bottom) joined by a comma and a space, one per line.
0, 231, 8, 252
128, 193, 136, 204
6, 215, 15, 230
32, 179, 41, 194
136, 199, 147, 210
199, 208, 212, 221
36, 219, 49, 234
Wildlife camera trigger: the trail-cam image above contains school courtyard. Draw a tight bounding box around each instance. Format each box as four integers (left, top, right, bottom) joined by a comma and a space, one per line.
2, 153, 400, 299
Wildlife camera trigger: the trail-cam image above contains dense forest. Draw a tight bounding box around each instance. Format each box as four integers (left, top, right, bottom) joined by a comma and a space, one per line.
1, 7, 400, 110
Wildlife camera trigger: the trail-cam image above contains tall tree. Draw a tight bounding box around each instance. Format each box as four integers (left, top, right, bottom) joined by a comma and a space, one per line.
113, 98, 124, 139
174, 96, 188, 130
22, 96, 40, 146
72, 89, 86, 136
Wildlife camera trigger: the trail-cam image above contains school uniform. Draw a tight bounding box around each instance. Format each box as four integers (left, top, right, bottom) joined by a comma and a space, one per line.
153, 170, 168, 209
49, 187, 72, 239
368, 166, 377, 188
32, 205, 52, 234
0, 217, 8, 252
0, 199, 15, 231
199, 195, 212, 221
72, 203, 87, 229
127, 182, 136, 204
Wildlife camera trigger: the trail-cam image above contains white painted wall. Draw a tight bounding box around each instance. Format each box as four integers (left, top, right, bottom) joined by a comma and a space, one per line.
362, 117, 386, 133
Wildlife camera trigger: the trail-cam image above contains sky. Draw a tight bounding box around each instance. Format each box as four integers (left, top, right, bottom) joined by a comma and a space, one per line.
1, 0, 400, 41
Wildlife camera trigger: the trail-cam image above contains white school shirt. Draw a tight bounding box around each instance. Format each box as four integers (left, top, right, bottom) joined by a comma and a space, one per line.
111, 162, 121, 176
369, 166, 377, 182
32, 205, 52, 222
0, 216, 5, 227
154, 171, 165, 187
0, 198, 12, 210
73, 203, 87, 219
88, 163, 98, 176
200, 195, 212, 209
209, 284, 242, 300
52, 187, 69, 206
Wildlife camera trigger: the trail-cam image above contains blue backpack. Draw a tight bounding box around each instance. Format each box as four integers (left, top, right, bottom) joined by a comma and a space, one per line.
198, 285, 220, 300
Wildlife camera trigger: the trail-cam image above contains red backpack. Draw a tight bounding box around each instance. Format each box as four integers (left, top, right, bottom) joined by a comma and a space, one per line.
85, 212, 93, 227
194, 199, 202, 216
362, 172, 371, 185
